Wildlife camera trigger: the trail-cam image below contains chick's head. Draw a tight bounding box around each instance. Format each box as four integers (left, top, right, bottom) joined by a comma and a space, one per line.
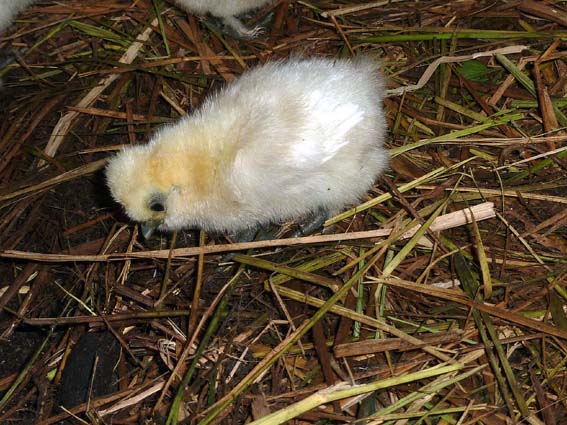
106, 144, 179, 238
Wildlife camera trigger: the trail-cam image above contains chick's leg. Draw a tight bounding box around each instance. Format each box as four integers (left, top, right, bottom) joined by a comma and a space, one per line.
222, 15, 264, 39
228, 226, 260, 244
217, 225, 263, 266
289, 207, 334, 238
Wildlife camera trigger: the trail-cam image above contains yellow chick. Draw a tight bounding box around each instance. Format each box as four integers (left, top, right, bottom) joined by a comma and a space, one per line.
171, 0, 274, 37
106, 57, 389, 238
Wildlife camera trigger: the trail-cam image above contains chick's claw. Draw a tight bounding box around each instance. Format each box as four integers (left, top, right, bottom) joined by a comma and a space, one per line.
218, 225, 263, 265
289, 208, 331, 238
227, 226, 261, 245
223, 16, 264, 39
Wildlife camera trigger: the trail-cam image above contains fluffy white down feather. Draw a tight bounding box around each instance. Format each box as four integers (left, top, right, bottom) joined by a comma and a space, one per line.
106, 57, 389, 233
172, 0, 273, 19
0, 0, 36, 33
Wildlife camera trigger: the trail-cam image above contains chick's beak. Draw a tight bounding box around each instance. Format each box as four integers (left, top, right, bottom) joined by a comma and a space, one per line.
141, 219, 162, 240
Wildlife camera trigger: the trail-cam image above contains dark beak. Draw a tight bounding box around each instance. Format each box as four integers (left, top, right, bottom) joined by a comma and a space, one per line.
141, 220, 161, 240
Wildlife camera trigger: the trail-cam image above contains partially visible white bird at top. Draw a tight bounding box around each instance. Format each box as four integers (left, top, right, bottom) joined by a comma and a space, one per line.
0, 1, 274, 37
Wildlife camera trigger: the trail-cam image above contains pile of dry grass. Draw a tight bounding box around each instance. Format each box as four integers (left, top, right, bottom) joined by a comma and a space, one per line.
1, 1, 567, 424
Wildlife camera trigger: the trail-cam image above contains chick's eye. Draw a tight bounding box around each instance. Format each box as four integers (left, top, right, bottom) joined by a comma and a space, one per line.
149, 201, 165, 212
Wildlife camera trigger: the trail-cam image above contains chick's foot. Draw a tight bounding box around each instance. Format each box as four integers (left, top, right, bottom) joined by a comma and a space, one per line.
289, 208, 333, 238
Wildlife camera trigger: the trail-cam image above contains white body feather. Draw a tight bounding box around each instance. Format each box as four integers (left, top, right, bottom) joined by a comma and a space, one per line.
172, 0, 273, 20
106, 57, 388, 233
0, 0, 36, 33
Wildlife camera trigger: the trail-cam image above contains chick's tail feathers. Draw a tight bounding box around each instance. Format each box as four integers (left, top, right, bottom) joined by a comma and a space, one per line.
0, 0, 36, 34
